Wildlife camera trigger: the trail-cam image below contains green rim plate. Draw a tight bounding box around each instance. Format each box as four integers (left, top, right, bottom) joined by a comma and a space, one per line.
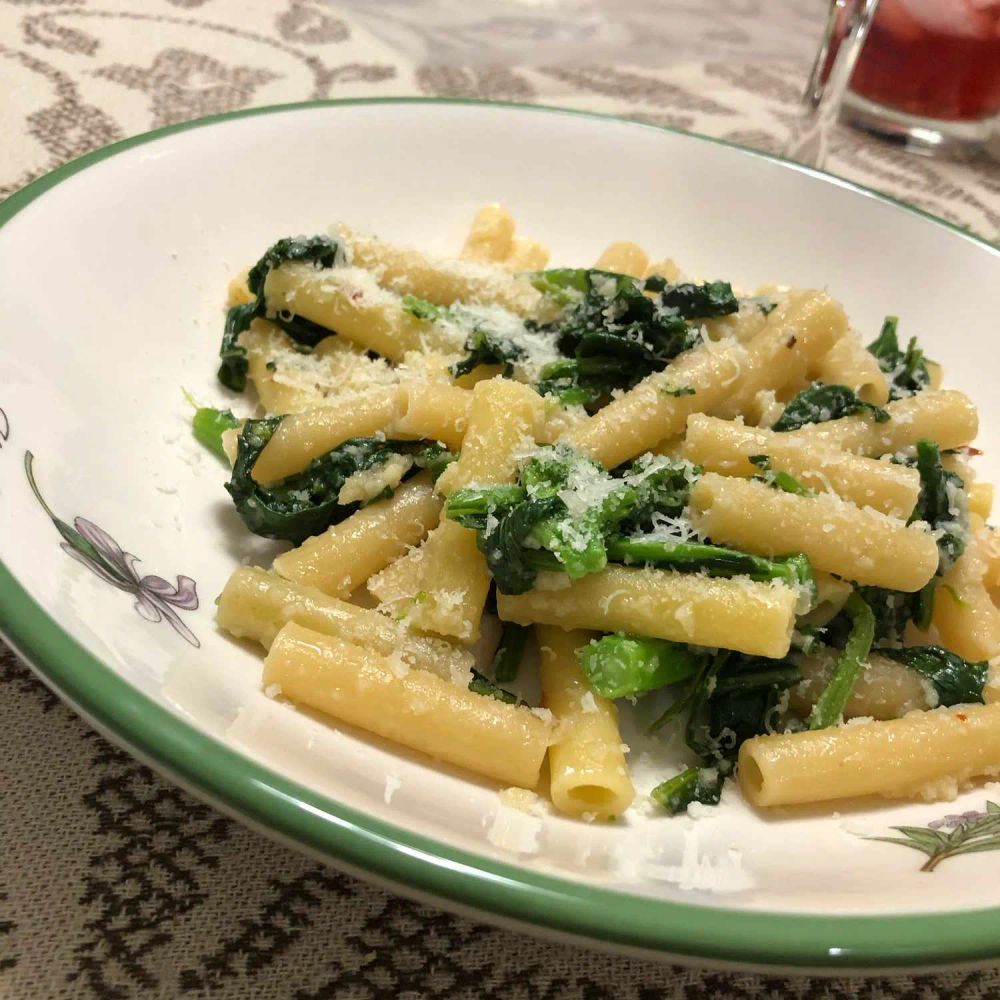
2, 97, 999, 971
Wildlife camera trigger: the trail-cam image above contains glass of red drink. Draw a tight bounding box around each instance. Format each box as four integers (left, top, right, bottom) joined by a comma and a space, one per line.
842, 0, 1000, 153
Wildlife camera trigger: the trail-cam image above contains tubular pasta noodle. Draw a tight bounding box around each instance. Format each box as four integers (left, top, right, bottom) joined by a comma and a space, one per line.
682, 413, 921, 518
273, 475, 442, 598
251, 388, 400, 485
536, 626, 634, 819
395, 382, 473, 452
337, 224, 542, 316
370, 379, 544, 641
264, 622, 551, 788
593, 241, 649, 278
689, 473, 938, 592
461, 204, 515, 263
740, 703, 1000, 807
709, 291, 848, 421
810, 336, 890, 405
932, 519, 1000, 662
787, 389, 978, 456
216, 566, 473, 681
264, 262, 463, 360
790, 648, 935, 721
497, 566, 797, 659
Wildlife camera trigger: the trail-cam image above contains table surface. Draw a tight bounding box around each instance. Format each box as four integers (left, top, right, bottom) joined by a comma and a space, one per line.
2, 2, 1000, 997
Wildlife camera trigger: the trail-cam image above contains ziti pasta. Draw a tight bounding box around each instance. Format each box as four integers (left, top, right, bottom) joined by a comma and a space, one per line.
200, 210, 998, 820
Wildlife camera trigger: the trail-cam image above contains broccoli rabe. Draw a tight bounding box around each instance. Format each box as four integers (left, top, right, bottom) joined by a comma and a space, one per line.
651, 766, 724, 816
867, 315, 931, 400
648, 649, 802, 812
877, 645, 989, 707
218, 235, 345, 391
192, 406, 239, 461
771, 383, 889, 432
840, 439, 968, 644
525, 270, 738, 405
446, 445, 817, 601
578, 634, 703, 699
491, 622, 531, 684
807, 593, 876, 729
225, 418, 440, 543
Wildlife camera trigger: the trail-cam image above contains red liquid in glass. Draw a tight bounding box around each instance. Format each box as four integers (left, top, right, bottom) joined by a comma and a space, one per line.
849, 0, 1000, 121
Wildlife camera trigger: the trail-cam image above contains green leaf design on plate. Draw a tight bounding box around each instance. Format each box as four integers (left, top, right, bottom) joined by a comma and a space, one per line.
868, 802, 1000, 872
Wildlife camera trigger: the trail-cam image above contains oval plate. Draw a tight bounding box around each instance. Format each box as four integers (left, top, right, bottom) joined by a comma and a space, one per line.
2, 99, 999, 972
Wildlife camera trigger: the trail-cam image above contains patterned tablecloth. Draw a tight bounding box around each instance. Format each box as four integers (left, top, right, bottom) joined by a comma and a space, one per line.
2, 2, 1000, 998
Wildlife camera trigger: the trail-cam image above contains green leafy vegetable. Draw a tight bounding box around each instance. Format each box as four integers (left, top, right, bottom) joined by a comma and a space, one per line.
451, 327, 523, 379
748, 455, 815, 497
657, 280, 739, 318
446, 448, 708, 593
909, 438, 967, 571
808, 593, 876, 729
867, 316, 931, 400
218, 235, 345, 391
660, 384, 696, 398
400, 295, 447, 322
412, 442, 456, 482
771, 383, 890, 433
468, 669, 521, 704
492, 622, 530, 684
878, 646, 988, 707
685, 652, 801, 765
192, 406, 240, 461
844, 441, 966, 644
225, 419, 420, 543
578, 635, 704, 699
651, 766, 723, 815
527, 270, 737, 405
607, 537, 815, 596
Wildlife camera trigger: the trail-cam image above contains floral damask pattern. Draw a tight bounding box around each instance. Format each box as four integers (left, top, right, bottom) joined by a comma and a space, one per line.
1, 2, 999, 998
95, 47, 282, 127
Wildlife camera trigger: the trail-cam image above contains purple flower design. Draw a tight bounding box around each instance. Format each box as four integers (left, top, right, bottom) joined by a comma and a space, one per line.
25, 451, 200, 647
928, 810, 989, 831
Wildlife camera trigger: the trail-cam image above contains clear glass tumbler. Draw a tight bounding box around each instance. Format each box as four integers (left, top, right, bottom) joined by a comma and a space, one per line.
841, 0, 1000, 154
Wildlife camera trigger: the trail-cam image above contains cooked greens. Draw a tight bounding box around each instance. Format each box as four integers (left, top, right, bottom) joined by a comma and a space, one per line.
867, 315, 931, 400
748, 454, 815, 497
468, 669, 521, 704
526, 270, 738, 406
847, 439, 969, 644
218, 235, 344, 391
491, 621, 530, 684
877, 645, 988, 707
578, 634, 703, 699
808, 593, 876, 729
651, 766, 723, 816
650, 649, 802, 807
771, 383, 890, 432
225, 418, 430, 543
909, 438, 967, 571
192, 406, 239, 461
446, 444, 817, 597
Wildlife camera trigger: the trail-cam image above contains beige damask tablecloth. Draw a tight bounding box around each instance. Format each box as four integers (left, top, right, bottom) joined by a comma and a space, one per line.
2, 2, 1000, 998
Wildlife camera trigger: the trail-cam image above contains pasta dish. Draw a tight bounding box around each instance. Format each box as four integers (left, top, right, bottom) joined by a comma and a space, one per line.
198, 206, 1000, 820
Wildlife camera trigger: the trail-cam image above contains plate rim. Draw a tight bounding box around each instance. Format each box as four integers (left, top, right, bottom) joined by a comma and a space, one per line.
2, 96, 1000, 971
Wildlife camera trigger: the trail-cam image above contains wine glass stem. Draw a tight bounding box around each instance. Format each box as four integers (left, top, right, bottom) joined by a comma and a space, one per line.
784, 0, 882, 169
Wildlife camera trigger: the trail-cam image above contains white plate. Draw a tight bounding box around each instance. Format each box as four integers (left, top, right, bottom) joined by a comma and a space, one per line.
2, 99, 999, 971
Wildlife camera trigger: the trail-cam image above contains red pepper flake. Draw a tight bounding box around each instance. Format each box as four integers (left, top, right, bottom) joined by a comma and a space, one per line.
350, 290, 363, 302
956, 713, 968, 722
786, 335, 797, 349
